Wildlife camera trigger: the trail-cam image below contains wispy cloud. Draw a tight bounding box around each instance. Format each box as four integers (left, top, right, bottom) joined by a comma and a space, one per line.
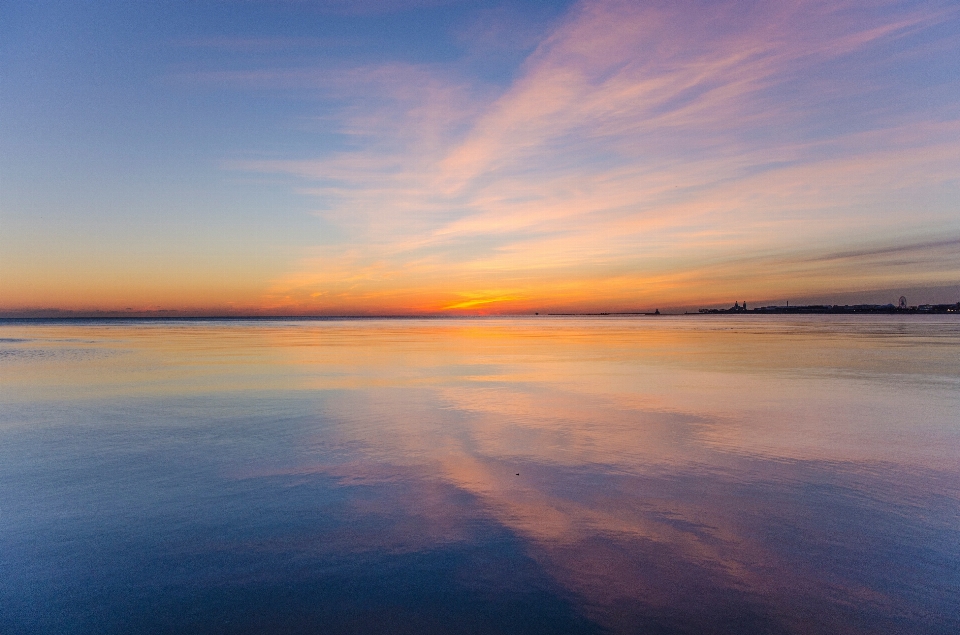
225, 0, 960, 312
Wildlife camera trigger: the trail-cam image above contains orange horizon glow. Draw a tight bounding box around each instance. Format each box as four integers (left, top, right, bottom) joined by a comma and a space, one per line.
2, 1, 959, 315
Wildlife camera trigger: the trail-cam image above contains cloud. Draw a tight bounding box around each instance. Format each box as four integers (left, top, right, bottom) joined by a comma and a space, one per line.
225, 0, 960, 312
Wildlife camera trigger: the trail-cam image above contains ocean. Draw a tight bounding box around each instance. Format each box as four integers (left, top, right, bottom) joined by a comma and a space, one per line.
1, 316, 958, 634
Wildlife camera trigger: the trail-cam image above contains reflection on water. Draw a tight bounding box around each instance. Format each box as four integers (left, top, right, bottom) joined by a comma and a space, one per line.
1, 317, 958, 634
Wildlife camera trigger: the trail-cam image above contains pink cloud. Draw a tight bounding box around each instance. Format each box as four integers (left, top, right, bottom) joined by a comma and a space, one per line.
224, 0, 960, 312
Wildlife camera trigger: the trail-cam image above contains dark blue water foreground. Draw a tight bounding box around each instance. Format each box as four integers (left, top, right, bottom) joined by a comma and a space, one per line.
1, 317, 958, 634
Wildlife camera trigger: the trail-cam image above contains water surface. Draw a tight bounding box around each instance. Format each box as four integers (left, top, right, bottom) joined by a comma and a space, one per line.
1, 316, 958, 634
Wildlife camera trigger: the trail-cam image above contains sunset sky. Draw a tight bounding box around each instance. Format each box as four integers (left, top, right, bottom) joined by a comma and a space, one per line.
2, 0, 959, 315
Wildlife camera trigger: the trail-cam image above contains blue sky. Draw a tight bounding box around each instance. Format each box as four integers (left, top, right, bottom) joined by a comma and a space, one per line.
2, 0, 958, 313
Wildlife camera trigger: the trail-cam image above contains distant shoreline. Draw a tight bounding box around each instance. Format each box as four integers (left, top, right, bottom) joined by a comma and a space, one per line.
2, 308, 959, 321
691, 302, 960, 315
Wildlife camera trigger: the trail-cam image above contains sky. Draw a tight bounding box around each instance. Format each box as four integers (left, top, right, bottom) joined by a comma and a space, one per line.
2, 0, 959, 315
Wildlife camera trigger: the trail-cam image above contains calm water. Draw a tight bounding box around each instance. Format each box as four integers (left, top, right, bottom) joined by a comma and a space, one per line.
1, 316, 958, 634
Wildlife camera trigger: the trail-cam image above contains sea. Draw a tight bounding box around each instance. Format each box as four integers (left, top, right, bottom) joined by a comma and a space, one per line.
1, 316, 958, 634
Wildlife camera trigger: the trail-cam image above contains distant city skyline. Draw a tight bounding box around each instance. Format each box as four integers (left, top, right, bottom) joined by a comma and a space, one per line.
3, 0, 959, 315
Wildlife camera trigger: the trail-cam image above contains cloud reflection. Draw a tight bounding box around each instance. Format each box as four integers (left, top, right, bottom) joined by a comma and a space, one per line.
236, 317, 960, 632
3, 318, 959, 632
